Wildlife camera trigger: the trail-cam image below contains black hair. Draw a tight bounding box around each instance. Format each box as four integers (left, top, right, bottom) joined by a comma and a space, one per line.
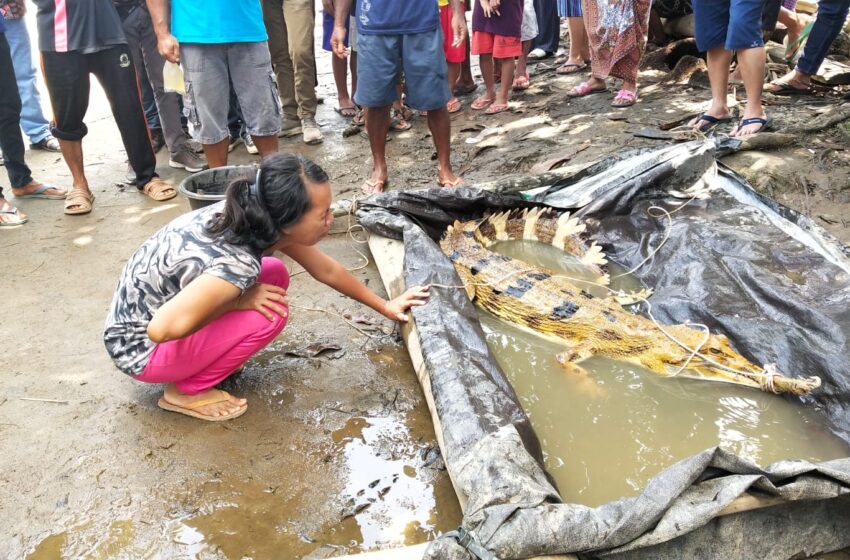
206, 152, 329, 255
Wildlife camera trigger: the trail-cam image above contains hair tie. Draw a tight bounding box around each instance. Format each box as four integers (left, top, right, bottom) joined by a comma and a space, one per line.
248, 168, 265, 207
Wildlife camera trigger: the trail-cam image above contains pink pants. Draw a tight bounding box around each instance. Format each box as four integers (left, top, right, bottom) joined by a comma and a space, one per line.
136, 257, 289, 395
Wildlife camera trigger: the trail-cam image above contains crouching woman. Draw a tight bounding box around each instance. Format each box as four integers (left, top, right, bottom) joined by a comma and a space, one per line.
104, 153, 428, 421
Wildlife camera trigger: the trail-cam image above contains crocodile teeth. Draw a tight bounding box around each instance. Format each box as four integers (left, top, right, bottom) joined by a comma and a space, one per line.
553, 212, 586, 249
523, 207, 544, 241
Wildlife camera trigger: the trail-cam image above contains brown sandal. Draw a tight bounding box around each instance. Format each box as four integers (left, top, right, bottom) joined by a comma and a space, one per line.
64, 188, 95, 215
142, 177, 177, 201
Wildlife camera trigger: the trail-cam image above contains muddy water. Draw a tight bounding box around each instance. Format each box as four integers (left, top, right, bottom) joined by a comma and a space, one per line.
482, 241, 850, 507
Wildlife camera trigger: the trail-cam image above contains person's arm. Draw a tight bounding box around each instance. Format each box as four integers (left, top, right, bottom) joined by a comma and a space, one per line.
146, 0, 180, 63
330, 0, 353, 58
322, 0, 334, 16
449, 0, 468, 47
147, 274, 288, 343
283, 244, 429, 322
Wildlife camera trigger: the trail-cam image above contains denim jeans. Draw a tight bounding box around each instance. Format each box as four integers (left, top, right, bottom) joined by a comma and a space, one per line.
797, 0, 850, 76
0, 33, 33, 198
3, 18, 51, 145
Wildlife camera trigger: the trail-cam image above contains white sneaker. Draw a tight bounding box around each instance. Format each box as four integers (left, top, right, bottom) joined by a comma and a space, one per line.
302, 117, 323, 145
528, 48, 548, 59
241, 131, 259, 155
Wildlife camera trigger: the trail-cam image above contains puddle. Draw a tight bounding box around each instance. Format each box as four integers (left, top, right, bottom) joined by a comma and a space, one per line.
27, 520, 135, 559
481, 240, 850, 507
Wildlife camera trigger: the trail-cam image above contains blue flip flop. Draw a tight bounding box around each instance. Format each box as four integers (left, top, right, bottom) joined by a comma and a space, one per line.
732, 117, 772, 136
692, 113, 734, 132
14, 183, 67, 200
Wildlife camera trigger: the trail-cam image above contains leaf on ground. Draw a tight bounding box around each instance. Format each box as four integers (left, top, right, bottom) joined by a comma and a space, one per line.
286, 342, 344, 358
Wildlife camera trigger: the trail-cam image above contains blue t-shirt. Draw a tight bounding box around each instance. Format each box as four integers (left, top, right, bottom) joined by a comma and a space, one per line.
356, 0, 439, 35
172, 0, 267, 44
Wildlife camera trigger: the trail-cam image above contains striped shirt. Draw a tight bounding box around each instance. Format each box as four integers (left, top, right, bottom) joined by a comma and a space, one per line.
32, 0, 126, 53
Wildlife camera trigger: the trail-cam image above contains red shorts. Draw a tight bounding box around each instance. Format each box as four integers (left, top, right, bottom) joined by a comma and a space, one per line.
471, 31, 522, 59
440, 5, 466, 64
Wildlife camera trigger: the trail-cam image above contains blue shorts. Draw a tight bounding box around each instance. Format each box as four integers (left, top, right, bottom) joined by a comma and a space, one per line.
693, 0, 765, 52
354, 28, 451, 112
322, 12, 349, 51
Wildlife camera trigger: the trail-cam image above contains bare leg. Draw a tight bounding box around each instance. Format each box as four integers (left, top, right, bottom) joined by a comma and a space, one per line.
731, 46, 767, 136
457, 40, 475, 90
365, 105, 391, 191
648, 9, 667, 44
58, 139, 89, 195
567, 16, 590, 63
778, 7, 809, 48
516, 40, 531, 81
688, 47, 734, 128
350, 52, 358, 99
251, 135, 279, 158
203, 138, 230, 168
448, 61, 461, 93
427, 107, 460, 186
332, 54, 354, 112
495, 57, 515, 106
478, 53, 496, 101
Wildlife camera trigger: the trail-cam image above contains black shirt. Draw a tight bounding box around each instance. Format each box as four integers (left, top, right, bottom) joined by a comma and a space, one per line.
33, 0, 127, 53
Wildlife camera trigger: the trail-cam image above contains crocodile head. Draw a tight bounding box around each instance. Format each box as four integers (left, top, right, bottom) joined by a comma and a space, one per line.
659, 331, 765, 388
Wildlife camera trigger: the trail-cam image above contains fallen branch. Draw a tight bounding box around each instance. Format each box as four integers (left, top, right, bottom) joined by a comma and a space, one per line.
786, 103, 850, 134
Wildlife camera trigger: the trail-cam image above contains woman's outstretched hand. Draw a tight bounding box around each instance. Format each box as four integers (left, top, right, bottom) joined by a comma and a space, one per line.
383, 285, 431, 322
237, 283, 289, 321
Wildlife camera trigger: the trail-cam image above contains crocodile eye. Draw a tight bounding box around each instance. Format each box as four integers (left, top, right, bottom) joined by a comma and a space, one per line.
709, 348, 722, 355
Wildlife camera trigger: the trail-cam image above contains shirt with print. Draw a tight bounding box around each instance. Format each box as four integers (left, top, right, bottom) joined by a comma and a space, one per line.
32, 0, 127, 53
104, 202, 262, 376
171, 0, 267, 44
356, 0, 439, 35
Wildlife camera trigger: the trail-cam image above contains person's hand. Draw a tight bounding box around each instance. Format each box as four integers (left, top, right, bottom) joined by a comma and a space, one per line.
322, 0, 334, 16
236, 282, 289, 321
330, 25, 349, 58
382, 285, 430, 322
480, 0, 499, 17
451, 9, 468, 47
157, 33, 181, 63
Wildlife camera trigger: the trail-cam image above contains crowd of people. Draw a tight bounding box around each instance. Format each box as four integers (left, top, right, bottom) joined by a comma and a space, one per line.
1, 0, 849, 227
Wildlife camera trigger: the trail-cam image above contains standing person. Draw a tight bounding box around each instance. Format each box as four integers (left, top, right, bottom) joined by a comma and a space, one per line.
322, 0, 358, 119
262, 0, 322, 145
555, 0, 591, 74
0, 0, 59, 154
331, 0, 468, 193
567, 0, 651, 108
765, 0, 850, 94
687, 0, 769, 135
471, 0, 523, 115
33, 0, 175, 215
528, 0, 559, 59
113, 0, 207, 173
104, 153, 430, 421
514, 0, 539, 91
147, 0, 281, 167
440, 0, 468, 112
1, 12, 67, 227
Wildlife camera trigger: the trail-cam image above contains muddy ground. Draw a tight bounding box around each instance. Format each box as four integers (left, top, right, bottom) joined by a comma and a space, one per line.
3, 12, 850, 560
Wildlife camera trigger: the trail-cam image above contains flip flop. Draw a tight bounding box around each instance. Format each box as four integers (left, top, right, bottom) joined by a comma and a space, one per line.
556, 62, 587, 75
471, 96, 494, 110
447, 97, 462, 113
334, 104, 358, 118
731, 116, 772, 137
567, 82, 608, 98
390, 109, 412, 131
512, 75, 530, 91
437, 176, 464, 188
0, 202, 28, 227
157, 391, 247, 422
611, 89, 638, 108
687, 112, 734, 132
764, 80, 811, 96
64, 189, 95, 215
485, 103, 509, 115
453, 83, 478, 96
352, 108, 366, 126
361, 178, 387, 195
13, 183, 67, 200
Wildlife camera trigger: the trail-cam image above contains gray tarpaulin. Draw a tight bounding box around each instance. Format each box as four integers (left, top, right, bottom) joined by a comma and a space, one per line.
356, 140, 850, 559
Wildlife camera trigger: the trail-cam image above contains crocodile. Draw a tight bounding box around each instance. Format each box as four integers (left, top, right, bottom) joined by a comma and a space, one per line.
439, 208, 821, 396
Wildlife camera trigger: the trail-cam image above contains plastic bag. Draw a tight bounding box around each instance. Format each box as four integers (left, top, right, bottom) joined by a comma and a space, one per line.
163, 61, 185, 94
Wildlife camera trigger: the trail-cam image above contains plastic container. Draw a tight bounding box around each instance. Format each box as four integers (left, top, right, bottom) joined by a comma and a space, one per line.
163, 61, 185, 94
178, 165, 254, 211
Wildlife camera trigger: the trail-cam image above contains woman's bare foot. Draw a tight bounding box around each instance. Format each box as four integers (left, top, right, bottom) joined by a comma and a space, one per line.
160, 384, 247, 420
